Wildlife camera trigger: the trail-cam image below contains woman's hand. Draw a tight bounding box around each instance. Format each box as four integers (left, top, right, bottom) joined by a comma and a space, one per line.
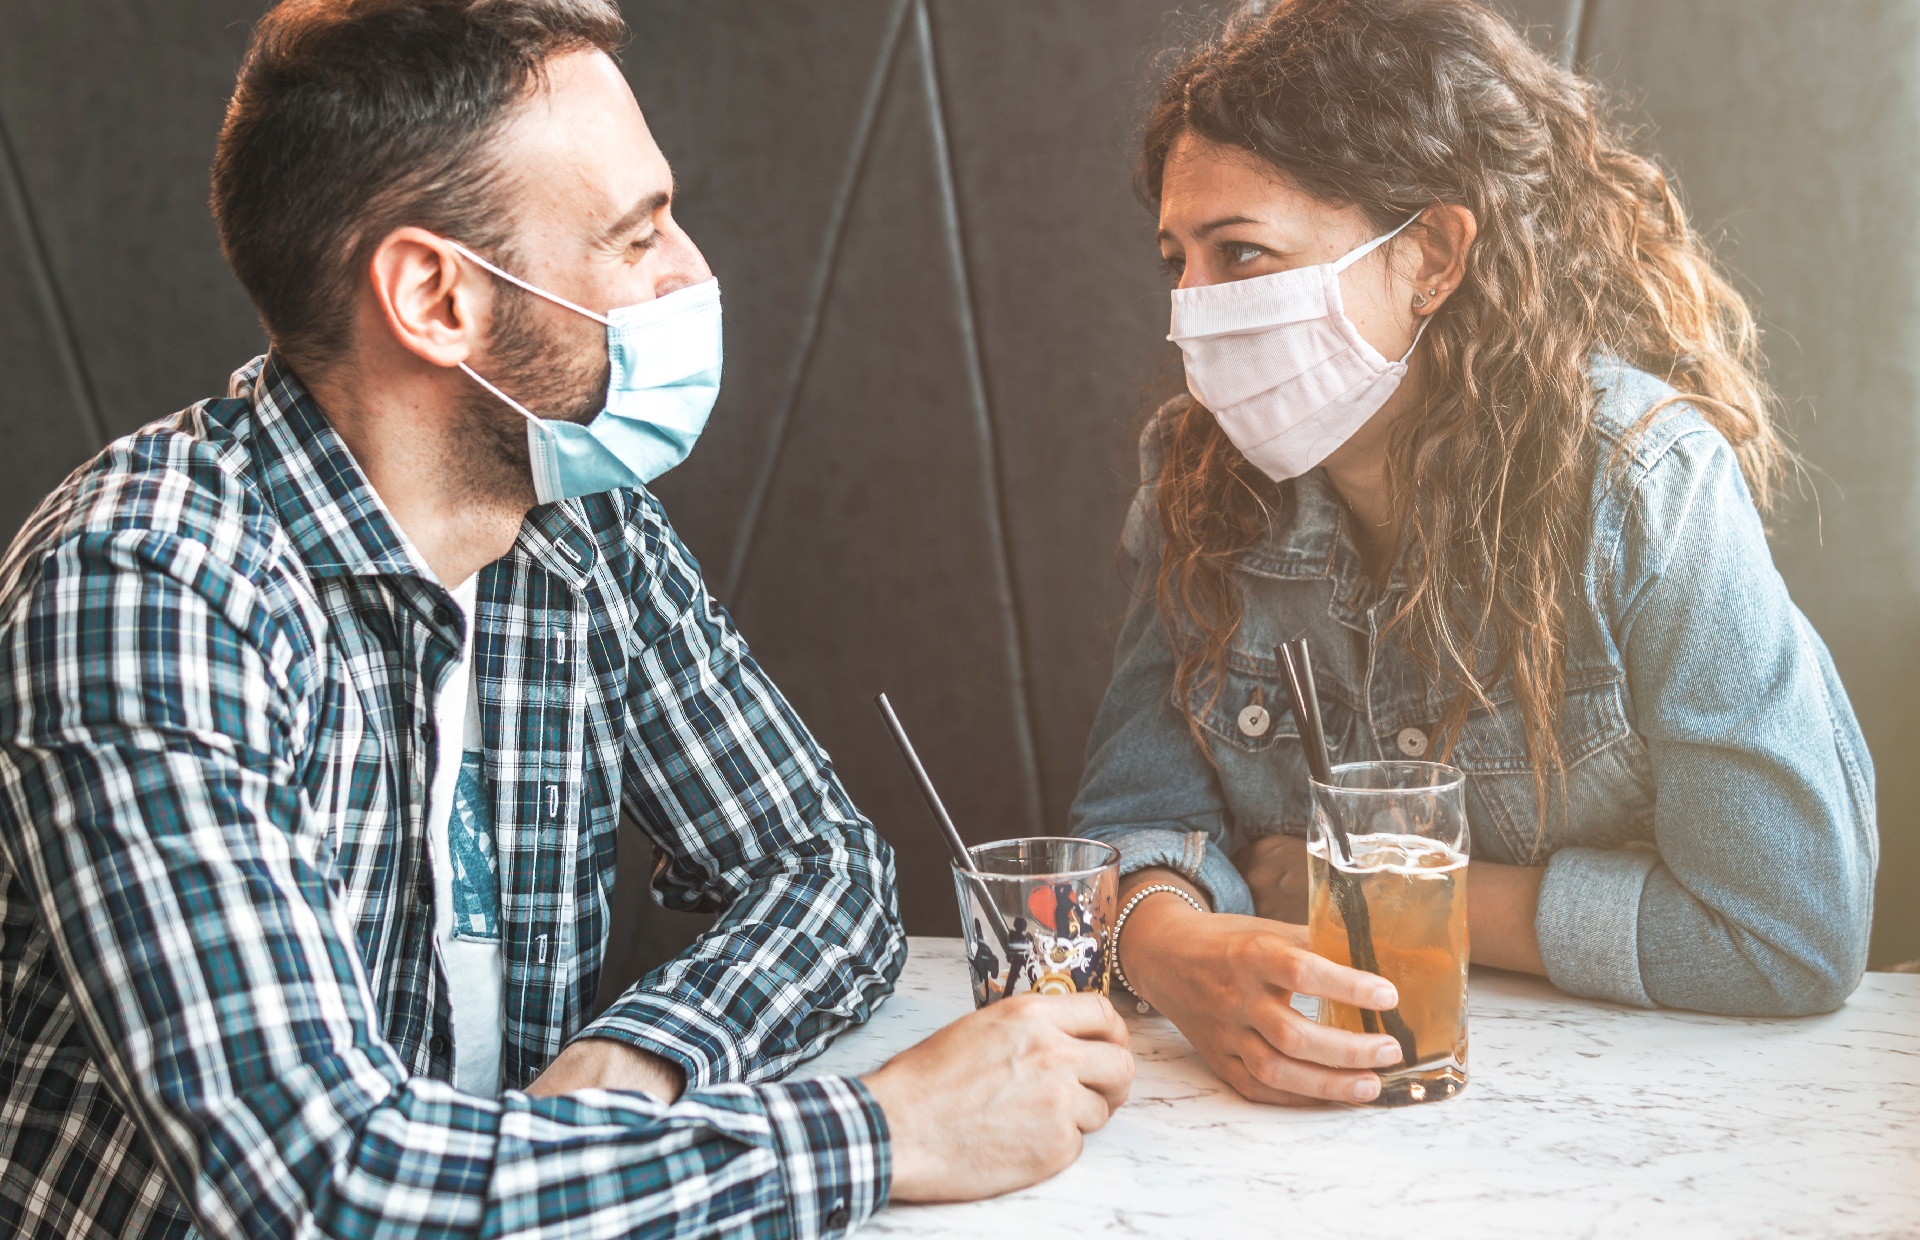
1232, 833, 1311, 923
1118, 870, 1403, 1105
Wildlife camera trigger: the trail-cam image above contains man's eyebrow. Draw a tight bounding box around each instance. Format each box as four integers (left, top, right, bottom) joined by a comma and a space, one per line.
598, 186, 673, 244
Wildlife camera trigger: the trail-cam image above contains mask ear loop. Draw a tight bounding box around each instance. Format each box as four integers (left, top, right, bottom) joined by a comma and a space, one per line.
446, 240, 613, 326
1398, 312, 1433, 364
446, 239, 613, 425
1327, 210, 1433, 365
458, 361, 544, 425
1329, 209, 1426, 275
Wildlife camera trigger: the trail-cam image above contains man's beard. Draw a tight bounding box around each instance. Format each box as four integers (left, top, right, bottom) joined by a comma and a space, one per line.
453, 278, 610, 504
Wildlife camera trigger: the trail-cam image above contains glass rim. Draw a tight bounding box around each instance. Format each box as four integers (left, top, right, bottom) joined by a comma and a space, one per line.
955, 836, 1120, 881
1310, 759, 1465, 795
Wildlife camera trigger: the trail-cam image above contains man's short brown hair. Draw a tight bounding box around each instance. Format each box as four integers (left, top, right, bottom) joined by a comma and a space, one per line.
211, 0, 627, 374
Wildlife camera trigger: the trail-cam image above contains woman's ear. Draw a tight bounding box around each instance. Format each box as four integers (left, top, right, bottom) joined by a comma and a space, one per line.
1407, 204, 1477, 316
367, 226, 486, 368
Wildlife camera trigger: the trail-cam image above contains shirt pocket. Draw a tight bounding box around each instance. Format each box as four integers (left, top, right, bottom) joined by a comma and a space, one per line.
1448, 674, 1654, 865
1182, 655, 1352, 843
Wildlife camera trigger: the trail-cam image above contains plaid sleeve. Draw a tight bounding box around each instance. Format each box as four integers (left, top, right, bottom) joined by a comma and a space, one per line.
579, 495, 905, 1208
0, 526, 883, 1239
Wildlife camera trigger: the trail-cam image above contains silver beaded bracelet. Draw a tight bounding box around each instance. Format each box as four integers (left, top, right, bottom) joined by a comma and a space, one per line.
1110, 883, 1207, 1011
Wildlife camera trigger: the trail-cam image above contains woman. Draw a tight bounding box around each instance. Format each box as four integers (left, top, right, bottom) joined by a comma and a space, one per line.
1072, 0, 1877, 1107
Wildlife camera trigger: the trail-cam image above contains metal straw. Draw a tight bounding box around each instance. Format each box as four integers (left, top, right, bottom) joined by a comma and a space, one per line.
1277, 639, 1348, 859
1275, 640, 1419, 1066
872, 694, 1013, 952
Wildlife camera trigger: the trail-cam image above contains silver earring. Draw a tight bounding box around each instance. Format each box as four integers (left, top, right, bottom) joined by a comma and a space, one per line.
1412, 286, 1439, 309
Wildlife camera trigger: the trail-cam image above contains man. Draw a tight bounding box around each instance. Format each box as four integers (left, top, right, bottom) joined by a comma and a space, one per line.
0, 2, 1132, 1236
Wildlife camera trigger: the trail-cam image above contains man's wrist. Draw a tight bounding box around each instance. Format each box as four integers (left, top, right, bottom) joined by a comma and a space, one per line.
762, 1077, 890, 1235
526, 1037, 686, 1102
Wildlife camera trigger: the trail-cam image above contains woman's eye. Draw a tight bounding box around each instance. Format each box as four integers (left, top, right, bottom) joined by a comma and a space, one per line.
1159, 253, 1185, 280
1223, 241, 1266, 265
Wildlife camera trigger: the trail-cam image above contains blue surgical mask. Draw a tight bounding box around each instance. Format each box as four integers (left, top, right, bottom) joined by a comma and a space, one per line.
451, 241, 722, 504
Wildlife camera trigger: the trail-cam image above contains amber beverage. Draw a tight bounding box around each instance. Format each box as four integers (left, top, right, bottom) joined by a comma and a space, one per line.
1306, 761, 1470, 1106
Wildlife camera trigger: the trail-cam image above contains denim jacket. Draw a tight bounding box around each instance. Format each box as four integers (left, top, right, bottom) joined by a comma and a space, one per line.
1072, 359, 1877, 1016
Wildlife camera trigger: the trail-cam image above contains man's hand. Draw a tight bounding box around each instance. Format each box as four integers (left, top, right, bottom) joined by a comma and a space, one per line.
862, 992, 1133, 1203
526, 1038, 687, 1103
1119, 878, 1401, 1106
1232, 833, 1311, 923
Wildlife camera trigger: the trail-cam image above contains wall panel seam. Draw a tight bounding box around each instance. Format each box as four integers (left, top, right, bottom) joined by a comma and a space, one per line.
722, 0, 915, 601
917, 0, 1045, 834
1572, 0, 1601, 74
0, 111, 106, 450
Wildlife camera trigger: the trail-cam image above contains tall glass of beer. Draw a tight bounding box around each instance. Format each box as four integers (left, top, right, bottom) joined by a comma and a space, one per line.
1307, 760, 1469, 1106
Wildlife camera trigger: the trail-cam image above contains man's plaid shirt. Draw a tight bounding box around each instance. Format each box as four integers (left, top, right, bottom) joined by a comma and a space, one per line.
0, 355, 906, 1239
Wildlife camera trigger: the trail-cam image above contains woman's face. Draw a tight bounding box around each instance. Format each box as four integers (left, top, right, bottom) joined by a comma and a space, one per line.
1156, 132, 1421, 364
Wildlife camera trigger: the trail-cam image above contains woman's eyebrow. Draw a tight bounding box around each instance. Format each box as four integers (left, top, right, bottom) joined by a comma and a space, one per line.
1159, 214, 1261, 245
1194, 213, 1260, 237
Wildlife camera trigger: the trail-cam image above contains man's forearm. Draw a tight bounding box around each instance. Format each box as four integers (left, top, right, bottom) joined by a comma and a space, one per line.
528, 1037, 687, 1102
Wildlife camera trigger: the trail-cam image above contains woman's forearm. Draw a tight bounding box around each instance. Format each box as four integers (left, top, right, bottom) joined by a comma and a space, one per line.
1467, 860, 1546, 975
1114, 866, 1212, 1007
1127, 857, 1544, 985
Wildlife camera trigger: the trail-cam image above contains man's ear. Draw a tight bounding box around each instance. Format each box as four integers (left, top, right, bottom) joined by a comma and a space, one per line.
1409, 204, 1477, 317
367, 227, 487, 368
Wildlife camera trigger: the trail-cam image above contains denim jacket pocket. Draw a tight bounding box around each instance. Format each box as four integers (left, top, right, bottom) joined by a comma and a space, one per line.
1185, 655, 1343, 842
1448, 674, 1653, 865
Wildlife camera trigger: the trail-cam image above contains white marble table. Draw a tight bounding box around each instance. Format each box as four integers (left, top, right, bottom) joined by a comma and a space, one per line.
801, 937, 1920, 1238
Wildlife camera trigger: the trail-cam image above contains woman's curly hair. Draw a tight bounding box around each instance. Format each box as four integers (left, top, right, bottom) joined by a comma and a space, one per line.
1142, 0, 1786, 804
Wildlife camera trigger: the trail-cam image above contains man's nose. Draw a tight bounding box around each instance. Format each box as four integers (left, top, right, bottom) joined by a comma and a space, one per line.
654, 228, 713, 298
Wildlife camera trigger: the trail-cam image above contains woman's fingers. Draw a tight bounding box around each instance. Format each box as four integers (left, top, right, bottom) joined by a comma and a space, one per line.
1216, 1057, 1321, 1107
1238, 1034, 1384, 1104
1219, 1052, 1379, 1106
1255, 933, 1399, 1010
1252, 1002, 1402, 1070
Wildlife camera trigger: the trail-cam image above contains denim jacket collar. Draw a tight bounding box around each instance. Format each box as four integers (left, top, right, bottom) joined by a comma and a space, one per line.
1241, 469, 1407, 637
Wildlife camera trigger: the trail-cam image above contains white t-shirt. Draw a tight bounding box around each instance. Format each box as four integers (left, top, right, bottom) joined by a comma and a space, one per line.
425, 575, 504, 1096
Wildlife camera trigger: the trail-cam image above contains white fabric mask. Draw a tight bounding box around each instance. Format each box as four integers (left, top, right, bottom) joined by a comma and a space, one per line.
1169, 213, 1426, 482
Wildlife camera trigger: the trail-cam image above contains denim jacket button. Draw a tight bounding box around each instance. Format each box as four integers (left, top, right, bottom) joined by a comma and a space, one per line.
1237, 704, 1271, 738
1396, 726, 1430, 757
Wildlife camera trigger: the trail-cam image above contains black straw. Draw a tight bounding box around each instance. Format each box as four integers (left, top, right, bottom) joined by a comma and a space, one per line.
872, 694, 1013, 952
874, 693, 971, 869
1275, 641, 1419, 1066
1277, 638, 1345, 857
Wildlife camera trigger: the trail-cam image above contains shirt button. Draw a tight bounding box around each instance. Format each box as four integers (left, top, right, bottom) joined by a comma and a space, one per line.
1237, 704, 1271, 738
434, 603, 456, 628
429, 1034, 449, 1057
826, 1201, 850, 1230
1396, 726, 1430, 758
420, 718, 436, 747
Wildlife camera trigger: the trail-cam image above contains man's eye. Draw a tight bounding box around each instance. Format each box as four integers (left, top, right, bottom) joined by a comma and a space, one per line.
629, 232, 659, 254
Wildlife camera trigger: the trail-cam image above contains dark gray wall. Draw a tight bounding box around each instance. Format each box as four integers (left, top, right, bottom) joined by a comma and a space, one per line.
0, 0, 1911, 983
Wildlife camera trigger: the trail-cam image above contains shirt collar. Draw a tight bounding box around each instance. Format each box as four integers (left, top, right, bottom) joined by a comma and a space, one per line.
237, 353, 427, 580
233, 353, 602, 590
